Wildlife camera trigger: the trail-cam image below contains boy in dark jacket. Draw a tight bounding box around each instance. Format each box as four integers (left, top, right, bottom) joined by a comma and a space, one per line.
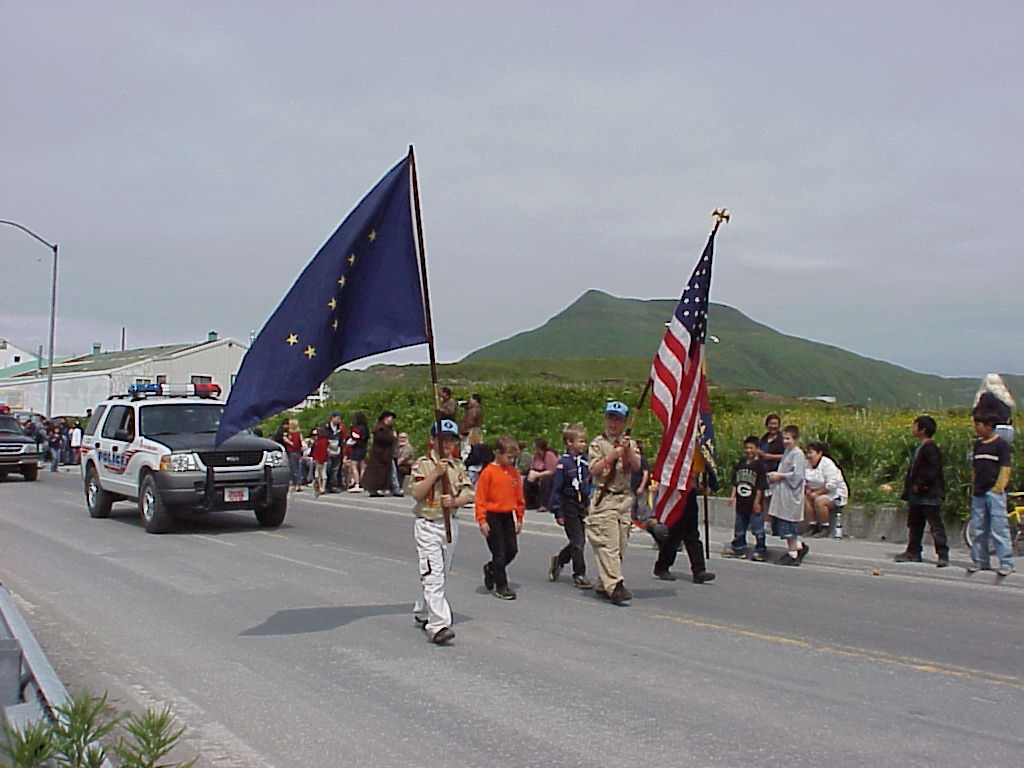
896, 415, 949, 567
548, 424, 593, 589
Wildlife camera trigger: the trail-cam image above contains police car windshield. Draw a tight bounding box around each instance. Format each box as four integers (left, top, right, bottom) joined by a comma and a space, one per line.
139, 404, 223, 437
0, 416, 23, 434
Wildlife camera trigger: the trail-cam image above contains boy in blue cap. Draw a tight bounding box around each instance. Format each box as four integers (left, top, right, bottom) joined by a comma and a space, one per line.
586, 401, 640, 605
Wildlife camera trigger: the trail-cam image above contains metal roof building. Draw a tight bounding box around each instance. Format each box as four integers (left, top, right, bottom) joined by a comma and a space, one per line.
0, 334, 247, 416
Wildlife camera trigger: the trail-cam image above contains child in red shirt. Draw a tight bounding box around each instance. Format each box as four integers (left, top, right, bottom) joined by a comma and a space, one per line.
311, 426, 330, 496
476, 436, 526, 600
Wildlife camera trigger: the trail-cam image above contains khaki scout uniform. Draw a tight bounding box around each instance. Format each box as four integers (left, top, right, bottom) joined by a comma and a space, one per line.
586, 434, 637, 593
411, 453, 474, 636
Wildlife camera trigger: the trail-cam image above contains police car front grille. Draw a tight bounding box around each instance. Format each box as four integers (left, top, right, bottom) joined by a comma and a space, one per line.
198, 450, 264, 468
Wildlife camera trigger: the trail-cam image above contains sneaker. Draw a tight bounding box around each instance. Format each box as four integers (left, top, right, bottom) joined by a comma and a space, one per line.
751, 552, 767, 562
796, 542, 810, 563
894, 551, 923, 563
391, 491, 405, 498
806, 523, 820, 536
483, 563, 494, 591
997, 565, 1015, 577
721, 550, 746, 558
965, 562, 987, 573
609, 583, 632, 605
812, 527, 830, 538
414, 616, 428, 630
495, 588, 517, 600
692, 571, 716, 584
936, 557, 949, 568
775, 553, 800, 566
653, 569, 676, 581
430, 627, 455, 644
368, 491, 385, 497
347, 485, 364, 493
572, 575, 593, 589
549, 555, 563, 582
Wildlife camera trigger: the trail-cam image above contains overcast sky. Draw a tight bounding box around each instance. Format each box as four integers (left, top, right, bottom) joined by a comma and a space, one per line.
2, 1, 1021, 378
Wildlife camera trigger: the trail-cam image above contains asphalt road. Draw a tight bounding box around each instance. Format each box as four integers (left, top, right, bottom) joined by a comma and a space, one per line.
1, 470, 1022, 767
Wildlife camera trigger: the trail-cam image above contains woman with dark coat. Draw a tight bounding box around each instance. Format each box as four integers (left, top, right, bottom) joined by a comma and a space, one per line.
362, 411, 400, 496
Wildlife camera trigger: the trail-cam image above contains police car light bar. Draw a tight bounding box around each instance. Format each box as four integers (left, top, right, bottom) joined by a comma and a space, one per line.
127, 383, 222, 398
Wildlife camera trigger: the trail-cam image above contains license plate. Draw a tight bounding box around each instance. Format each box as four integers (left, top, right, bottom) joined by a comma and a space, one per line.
224, 487, 249, 502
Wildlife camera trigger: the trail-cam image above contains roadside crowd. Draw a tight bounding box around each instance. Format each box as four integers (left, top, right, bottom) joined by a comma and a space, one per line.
268, 376, 1015, 645
19, 415, 85, 473
405, 379, 1014, 645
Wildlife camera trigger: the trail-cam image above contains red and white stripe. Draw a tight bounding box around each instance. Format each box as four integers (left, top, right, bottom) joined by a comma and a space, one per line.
650, 314, 705, 525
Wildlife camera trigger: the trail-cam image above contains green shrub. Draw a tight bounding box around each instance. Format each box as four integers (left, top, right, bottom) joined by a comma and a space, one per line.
1, 691, 195, 768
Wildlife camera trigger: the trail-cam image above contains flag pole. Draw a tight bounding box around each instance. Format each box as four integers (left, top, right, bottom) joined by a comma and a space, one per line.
703, 208, 728, 558
408, 145, 453, 542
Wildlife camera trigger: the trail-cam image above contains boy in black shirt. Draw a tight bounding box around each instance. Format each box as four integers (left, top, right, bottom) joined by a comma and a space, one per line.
896, 415, 949, 566
967, 410, 1014, 576
724, 436, 768, 560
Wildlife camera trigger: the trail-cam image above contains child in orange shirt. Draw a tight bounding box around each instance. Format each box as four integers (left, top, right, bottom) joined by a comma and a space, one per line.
476, 436, 526, 600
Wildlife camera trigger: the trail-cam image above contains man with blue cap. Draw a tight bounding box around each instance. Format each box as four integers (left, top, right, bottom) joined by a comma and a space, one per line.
410, 418, 474, 644
586, 401, 641, 605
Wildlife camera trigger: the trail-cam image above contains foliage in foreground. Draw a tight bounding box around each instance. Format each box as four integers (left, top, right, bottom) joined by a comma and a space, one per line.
1, 691, 195, 768
267, 381, 1019, 519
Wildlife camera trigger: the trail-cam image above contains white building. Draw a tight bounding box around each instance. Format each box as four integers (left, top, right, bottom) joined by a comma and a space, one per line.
0, 333, 247, 416
0, 339, 35, 369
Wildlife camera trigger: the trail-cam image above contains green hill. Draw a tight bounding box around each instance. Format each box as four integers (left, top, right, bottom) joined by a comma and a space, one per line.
325, 290, 1019, 409
462, 290, 983, 408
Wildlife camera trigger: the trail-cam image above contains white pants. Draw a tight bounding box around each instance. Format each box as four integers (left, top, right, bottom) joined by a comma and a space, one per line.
413, 516, 458, 636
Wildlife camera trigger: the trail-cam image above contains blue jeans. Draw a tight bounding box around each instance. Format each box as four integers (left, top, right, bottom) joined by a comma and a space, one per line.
286, 451, 302, 486
731, 509, 766, 554
970, 492, 1013, 569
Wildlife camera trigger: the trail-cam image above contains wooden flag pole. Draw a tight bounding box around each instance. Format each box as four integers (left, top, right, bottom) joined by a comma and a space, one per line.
703, 208, 728, 558
409, 145, 453, 542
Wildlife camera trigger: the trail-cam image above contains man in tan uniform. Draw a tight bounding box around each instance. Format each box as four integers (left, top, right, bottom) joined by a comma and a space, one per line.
410, 418, 474, 644
587, 401, 641, 605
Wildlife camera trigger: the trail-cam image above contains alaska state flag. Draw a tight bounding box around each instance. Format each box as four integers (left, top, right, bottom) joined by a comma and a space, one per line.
217, 155, 427, 445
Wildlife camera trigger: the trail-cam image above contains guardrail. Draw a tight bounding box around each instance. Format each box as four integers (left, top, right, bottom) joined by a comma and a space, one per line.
0, 583, 113, 767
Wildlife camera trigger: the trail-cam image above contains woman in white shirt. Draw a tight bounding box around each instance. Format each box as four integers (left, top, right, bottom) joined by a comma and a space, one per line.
804, 442, 848, 537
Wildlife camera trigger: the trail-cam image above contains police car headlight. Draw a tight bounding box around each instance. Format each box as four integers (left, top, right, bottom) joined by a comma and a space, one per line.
159, 453, 200, 472
265, 450, 285, 467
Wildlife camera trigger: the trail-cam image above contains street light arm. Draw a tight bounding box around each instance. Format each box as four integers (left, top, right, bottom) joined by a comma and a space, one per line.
0, 220, 57, 251
1, 219, 59, 417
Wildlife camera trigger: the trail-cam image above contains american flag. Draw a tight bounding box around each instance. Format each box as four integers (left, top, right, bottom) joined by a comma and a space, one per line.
650, 232, 716, 526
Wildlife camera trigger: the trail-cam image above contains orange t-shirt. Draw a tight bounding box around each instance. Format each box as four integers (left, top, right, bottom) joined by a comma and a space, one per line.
474, 462, 526, 525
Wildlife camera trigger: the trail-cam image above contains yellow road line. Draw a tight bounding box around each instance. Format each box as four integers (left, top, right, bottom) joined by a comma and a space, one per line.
650, 611, 1024, 690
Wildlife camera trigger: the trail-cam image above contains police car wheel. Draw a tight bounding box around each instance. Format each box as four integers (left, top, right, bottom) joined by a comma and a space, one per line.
139, 475, 173, 533
255, 496, 287, 528
22, 465, 39, 482
85, 466, 113, 518
0, 472, 7, 482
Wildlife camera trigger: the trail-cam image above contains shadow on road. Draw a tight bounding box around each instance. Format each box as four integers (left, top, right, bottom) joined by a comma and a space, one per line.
241, 604, 473, 636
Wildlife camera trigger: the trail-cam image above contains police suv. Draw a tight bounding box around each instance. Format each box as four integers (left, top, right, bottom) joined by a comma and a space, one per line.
0, 407, 43, 481
81, 383, 290, 533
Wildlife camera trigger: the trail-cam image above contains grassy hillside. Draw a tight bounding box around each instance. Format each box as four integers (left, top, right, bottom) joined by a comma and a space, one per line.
462, 290, 982, 408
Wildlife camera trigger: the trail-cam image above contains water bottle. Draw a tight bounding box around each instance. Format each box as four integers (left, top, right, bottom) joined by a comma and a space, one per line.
833, 510, 843, 540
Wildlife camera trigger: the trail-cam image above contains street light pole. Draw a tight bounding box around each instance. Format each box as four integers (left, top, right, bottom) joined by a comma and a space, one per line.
0, 220, 59, 416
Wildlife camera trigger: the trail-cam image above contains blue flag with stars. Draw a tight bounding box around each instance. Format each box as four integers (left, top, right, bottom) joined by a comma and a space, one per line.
217, 155, 427, 445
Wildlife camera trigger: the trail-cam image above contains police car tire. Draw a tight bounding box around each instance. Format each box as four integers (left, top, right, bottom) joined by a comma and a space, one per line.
22, 465, 39, 482
139, 475, 173, 533
255, 496, 287, 528
0, 471, 7, 482
85, 465, 113, 518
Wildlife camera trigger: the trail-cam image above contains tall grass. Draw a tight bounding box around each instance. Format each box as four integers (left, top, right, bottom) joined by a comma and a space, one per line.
270, 382, 1013, 518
